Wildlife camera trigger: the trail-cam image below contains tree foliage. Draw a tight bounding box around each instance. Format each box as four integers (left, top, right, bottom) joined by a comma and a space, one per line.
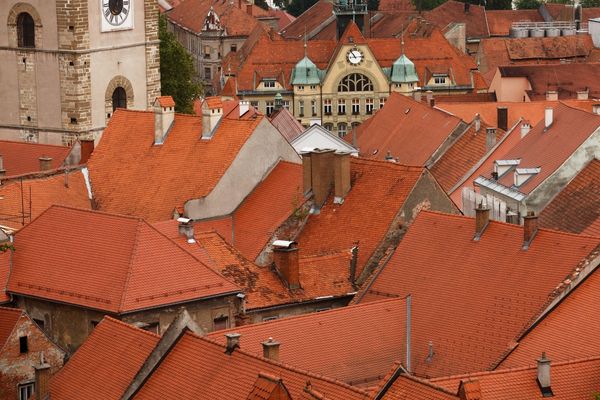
411, 0, 445, 11
255, 0, 270, 10
581, 0, 600, 7
159, 15, 202, 114
286, 0, 318, 16
368, 0, 380, 11
515, 0, 541, 9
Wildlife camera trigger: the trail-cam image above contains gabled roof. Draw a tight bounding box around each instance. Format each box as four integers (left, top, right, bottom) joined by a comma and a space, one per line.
485, 9, 543, 36
0, 140, 71, 177
424, 0, 489, 38
432, 355, 600, 400
49, 317, 160, 399
353, 93, 463, 165
247, 373, 293, 400
88, 102, 264, 222
0, 307, 23, 350
291, 124, 358, 154
7, 206, 239, 313
0, 170, 91, 230
296, 158, 425, 277
279, 0, 333, 39
539, 159, 600, 236
133, 331, 372, 399
374, 364, 459, 400
269, 108, 304, 142
356, 210, 600, 378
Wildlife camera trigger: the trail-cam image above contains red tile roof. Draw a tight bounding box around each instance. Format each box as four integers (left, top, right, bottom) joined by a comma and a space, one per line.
156, 96, 175, 108
88, 103, 263, 222
269, 108, 304, 144
7, 205, 239, 313
279, 0, 333, 39
247, 373, 293, 400
208, 298, 407, 386
0, 140, 71, 177
268, 9, 295, 31
538, 159, 600, 236
296, 158, 425, 277
49, 317, 160, 400
0, 306, 23, 350
429, 119, 506, 192
424, 0, 489, 38
353, 93, 463, 165
133, 331, 371, 400
375, 366, 460, 400
0, 170, 91, 231
485, 9, 543, 36
433, 355, 600, 400
357, 210, 600, 378
379, 0, 416, 11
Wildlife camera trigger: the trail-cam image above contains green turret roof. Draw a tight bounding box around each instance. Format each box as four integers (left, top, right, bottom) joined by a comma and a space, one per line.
391, 54, 419, 84
291, 56, 322, 85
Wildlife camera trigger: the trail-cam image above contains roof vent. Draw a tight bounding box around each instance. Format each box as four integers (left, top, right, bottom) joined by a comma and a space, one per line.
225, 332, 241, 354
537, 352, 553, 397
544, 107, 553, 130
262, 337, 280, 361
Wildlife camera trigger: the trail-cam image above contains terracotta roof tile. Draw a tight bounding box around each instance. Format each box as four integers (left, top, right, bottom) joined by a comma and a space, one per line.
353, 93, 463, 165
538, 159, 599, 235
7, 206, 239, 313
0, 170, 91, 231
424, 0, 489, 38
485, 9, 543, 36
357, 210, 600, 378
0, 140, 71, 177
133, 331, 372, 399
156, 96, 175, 107
88, 104, 263, 222
49, 317, 160, 400
269, 108, 304, 142
279, 1, 333, 39
0, 306, 23, 349
247, 373, 293, 399
378, 371, 460, 400
296, 158, 425, 276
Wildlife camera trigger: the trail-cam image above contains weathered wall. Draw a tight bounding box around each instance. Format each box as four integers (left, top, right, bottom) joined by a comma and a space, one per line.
0, 314, 64, 400
245, 296, 353, 325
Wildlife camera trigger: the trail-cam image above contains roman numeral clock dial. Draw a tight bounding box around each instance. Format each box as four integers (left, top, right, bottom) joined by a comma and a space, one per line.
101, 0, 133, 31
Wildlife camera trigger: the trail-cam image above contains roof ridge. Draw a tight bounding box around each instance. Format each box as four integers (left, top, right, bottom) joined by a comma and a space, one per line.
0, 306, 23, 314
118, 220, 144, 312
0, 139, 70, 149
44, 204, 145, 222
351, 157, 425, 170
100, 315, 161, 339
186, 331, 371, 396
400, 373, 460, 396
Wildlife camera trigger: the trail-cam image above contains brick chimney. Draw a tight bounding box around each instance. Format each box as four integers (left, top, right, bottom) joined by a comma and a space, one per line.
80, 139, 95, 164
262, 337, 280, 361
202, 97, 224, 139
246, 3, 252, 15
485, 127, 497, 151
272, 240, 300, 289
523, 211, 538, 248
34, 356, 51, 400
474, 203, 490, 240
333, 152, 351, 204
225, 332, 241, 354
0, 155, 5, 176
153, 96, 175, 145
497, 107, 508, 131
309, 149, 336, 208
39, 156, 53, 171
537, 352, 553, 396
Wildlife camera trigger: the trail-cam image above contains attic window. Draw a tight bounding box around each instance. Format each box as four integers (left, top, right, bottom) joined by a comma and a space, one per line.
263, 80, 276, 88
19, 336, 28, 353
434, 76, 447, 84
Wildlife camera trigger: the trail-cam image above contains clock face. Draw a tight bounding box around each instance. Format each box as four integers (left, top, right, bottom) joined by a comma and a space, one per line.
101, 0, 133, 31
347, 49, 363, 65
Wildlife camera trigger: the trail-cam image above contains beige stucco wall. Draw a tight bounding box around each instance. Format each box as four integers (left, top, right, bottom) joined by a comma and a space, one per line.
489, 72, 532, 102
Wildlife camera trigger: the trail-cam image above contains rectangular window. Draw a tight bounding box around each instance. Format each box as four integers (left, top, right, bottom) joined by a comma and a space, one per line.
434, 76, 446, 84
19, 383, 34, 400
311, 100, 317, 116
264, 80, 276, 88
266, 101, 275, 115
204, 67, 212, 80
352, 98, 360, 114
19, 336, 28, 353
204, 45, 211, 59
338, 99, 346, 115
324, 99, 332, 115
366, 98, 374, 114
213, 315, 229, 331
379, 97, 386, 109
299, 100, 304, 117
338, 123, 347, 137
230, 44, 237, 52
250, 101, 259, 108
283, 100, 290, 110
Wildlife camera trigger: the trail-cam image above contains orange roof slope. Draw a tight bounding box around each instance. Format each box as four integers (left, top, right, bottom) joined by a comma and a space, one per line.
493, 103, 600, 195
0, 140, 71, 177
269, 108, 304, 142
429, 120, 506, 192
0, 307, 23, 349
433, 356, 600, 400
424, 0, 489, 38
88, 105, 263, 222
538, 159, 600, 236
357, 211, 600, 378
208, 298, 407, 386
485, 9, 543, 36
7, 206, 239, 313
353, 93, 462, 165
296, 158, 424, 276
49, 317, 160, 400
279, 0, 333, 39
133, 331, 371, 400
376, 369, 459, 400
498, 258, 600, 368
0, 171, 90, 231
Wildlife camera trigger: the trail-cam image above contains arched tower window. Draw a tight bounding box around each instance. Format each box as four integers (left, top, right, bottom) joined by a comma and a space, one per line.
112, 87, 127, 111
338, 73, 373, 92
17, 12, 35, 48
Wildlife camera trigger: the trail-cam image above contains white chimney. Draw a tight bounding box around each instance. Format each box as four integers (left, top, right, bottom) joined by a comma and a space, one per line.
239, 100, 250, 117
153, 97, 175, 145
202, 97, 224, 140
576, 89, 589, 100
520, 122, 531, 138
485, 127, 497, 150
593, 104, 600, 115
537, 352, 552, 396
545, 90, 558, 101
474, 113, 481, 132
544, 107, 553, 130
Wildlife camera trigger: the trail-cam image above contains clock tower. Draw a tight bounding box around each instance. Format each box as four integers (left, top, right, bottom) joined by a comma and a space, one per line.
0, 0, 161, 145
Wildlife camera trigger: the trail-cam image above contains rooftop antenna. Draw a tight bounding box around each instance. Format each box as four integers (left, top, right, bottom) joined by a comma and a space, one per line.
304, 26, 308, 58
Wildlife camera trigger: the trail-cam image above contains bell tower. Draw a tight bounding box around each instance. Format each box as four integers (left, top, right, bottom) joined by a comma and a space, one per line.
334, 0, 368, 39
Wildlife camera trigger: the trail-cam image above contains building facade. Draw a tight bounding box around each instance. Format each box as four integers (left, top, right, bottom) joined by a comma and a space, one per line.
0, 0, 161, 145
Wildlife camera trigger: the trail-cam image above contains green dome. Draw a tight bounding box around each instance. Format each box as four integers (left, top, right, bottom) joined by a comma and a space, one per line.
391, 54, 419, 84
291, 56, 321, 85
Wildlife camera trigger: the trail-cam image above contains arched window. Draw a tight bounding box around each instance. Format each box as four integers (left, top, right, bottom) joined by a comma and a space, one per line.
338, 123, 347, 137
338, 73, 373, 92
112, 87, 127, 111
17, 13, 35, 48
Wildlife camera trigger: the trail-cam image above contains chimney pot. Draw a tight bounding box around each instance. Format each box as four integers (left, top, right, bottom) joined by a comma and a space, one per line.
239, 100, 250, 117
225, 332, 241, 354
520, 121, 531, 138
497, 107, 508, 131
544, 107, 553, 130
485, 127, 497, 151
537, 352, 552, 396
474, 203, 490, 239
262, 337, 280, 361
177, 217, 195, 243
523, 211, 538, 248
273, 241, 300, 289
39, 156, 53, 172
592, 104, 600, 115
545, 90, 558, 101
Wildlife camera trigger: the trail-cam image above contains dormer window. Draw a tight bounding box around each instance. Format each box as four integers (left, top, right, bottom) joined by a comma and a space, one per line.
494, 159, 520, 179
263, 80, 276, 88
514, 167, 540, 187
297, 85, 304, 90
434, 76, 446, 84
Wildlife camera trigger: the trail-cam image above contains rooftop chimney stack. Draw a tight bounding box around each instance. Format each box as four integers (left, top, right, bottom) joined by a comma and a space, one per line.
426, 90, 434, 107
39, 156, 53, 172
239, 100, 250, 117
520, 121, 531, 138
413, 91, 422, 103
309, 149, 336, 208
225, 333, 241, 354
544, 107, 553, 130
0, 155, 5, 176
333, 152, 351, 204
272, 240, 300, 289
262, 337, 280, 361
474, 113, 481, 132
80, 139, 95, 164
153, 96, 175, 145
246, 3, 252, 15
497, 107, 508, 131
523, 211, 538, 248
577, 89, 589, 100
34, 354, 51, 400
537, 352, 553, 396
592, 104, 600, 115
545, 90, 558, 101
464, 1, 470, 12
177, 217, 195, 244
485, 127, 497, 151
474, 203, 490, 239
202, 97, 224, 139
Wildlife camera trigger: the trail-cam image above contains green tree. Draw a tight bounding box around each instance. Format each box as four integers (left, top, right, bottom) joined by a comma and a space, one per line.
255, 0, 270, 10
368, 0, 380, 10
515, 0, 541, 9
159, 15, 202, 114
485, 0, 512, 10
411, 0, 446, 11
286, 0, 318, 16
581, 0, 600, 7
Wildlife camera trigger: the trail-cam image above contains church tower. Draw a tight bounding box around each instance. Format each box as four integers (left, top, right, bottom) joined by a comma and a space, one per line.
0, 0, 161, 145
334, 0, 368, 40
